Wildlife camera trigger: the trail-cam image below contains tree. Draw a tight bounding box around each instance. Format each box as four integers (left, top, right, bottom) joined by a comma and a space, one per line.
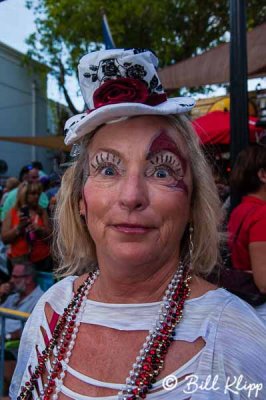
26, 0, 266, 113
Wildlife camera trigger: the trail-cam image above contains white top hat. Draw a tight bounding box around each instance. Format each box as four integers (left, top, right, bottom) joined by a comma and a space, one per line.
64, 48, 195, 145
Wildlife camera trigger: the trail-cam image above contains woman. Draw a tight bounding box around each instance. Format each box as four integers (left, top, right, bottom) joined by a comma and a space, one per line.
227, 145, 266, 318
0, 177, 19, 222
0, 177, 20, 205
1, 182, 52, 272
11, 49, 266, 400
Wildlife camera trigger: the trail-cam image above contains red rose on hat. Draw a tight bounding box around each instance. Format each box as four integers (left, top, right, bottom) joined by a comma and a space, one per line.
93, 78, 149, 109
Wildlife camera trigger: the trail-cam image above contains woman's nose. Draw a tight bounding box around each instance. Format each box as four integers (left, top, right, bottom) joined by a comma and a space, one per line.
118, 174, 149, 212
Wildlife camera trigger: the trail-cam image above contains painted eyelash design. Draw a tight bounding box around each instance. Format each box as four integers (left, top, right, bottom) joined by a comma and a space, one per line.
90, 152, 122, 170
149, 152, 183, 173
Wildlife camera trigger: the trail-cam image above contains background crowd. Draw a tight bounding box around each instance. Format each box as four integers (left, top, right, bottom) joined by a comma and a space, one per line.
0, 162, 61, 392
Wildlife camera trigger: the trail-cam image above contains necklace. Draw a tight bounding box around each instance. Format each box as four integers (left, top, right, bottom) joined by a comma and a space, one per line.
18, 264, 191, 400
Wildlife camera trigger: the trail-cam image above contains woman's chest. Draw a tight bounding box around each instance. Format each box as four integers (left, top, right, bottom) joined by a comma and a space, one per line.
58, 323, 204, 398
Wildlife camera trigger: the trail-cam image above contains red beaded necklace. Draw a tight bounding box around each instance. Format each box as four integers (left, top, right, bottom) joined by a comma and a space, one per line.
18, 265, 191, 400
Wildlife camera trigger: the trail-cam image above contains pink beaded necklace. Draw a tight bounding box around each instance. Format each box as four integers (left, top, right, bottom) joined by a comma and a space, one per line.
18, 264, 191, 400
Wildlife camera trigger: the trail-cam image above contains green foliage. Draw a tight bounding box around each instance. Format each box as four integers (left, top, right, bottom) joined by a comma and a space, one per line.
25, 0, 266, 112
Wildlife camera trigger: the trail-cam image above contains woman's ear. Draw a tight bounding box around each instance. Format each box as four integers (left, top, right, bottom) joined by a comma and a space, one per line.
258, 168, 266, 184
79, 198, 85, 216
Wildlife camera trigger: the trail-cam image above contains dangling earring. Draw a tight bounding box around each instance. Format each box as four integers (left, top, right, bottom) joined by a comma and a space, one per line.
189, 223, 194, 268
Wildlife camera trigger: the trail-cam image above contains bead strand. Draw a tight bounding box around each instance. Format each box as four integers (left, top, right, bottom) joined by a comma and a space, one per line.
118, 265, 191, 400
44, 270, 99, 400
17, 270, 99, 400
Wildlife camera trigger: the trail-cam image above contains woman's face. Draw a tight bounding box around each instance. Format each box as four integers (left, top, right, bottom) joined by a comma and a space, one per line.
27, 190, 40, 207
80, 116, 193, 267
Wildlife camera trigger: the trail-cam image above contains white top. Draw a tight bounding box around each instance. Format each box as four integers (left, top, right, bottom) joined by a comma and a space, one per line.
10, 276, 266, 400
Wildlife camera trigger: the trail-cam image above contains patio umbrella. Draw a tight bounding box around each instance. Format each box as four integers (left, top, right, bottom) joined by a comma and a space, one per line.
192, 111, 263, 145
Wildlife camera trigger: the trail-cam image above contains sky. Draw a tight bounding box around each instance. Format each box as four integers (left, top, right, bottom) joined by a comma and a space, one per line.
0, 0, 265, 110
0, 0, 82, 109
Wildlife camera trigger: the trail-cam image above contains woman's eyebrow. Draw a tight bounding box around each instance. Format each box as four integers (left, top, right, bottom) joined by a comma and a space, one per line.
146, 131, 187, 172
90, 147, 122, 160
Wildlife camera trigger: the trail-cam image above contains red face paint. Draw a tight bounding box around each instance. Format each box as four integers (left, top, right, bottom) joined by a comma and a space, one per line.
147, 131, 189, 194
147, 130, 187, 173
169, 179, 188, 195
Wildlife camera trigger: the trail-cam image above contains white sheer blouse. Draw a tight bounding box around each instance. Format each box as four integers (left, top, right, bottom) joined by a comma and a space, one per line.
10, 276, 266, 399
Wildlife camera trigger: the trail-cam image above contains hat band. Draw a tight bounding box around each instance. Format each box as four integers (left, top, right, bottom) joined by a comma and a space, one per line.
86, 77, 167, 113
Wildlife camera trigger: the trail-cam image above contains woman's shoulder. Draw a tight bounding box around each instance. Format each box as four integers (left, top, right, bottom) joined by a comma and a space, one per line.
179, 287, 266, 340
44, 274, 77, 293
214, 294, 266, 383
37, 275, 77, 313
193, 287, 265, 332
207, 291, 266, 365
250, 202, 266, 220
216, 292, 266, 338
240, 196, 266, 221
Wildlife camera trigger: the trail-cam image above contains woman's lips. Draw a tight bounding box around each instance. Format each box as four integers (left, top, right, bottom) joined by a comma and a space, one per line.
111, 224, 155, 234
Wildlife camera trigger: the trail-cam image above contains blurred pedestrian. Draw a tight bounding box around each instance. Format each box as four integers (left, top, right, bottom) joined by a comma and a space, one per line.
1, 166, 49, 221
0, 177, 20, 222
1, 182, 52, 272
228, 144, 266, 318
0, 260, 43, 339
0, 260, 43, 395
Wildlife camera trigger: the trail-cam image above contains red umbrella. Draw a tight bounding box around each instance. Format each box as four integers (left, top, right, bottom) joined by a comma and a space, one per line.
192, 110, 263, 145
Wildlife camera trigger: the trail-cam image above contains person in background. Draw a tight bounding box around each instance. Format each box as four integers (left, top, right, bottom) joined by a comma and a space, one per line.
228, 144, 266, 319
0, 177, 20, 206
1, 166, 49, 221
213, 168, 230, 205
0, 177, 20, 223
1, 182, 52, 272
0, 260, 44, 339
45, 172, 61, 201
0, 260, 44, 396
31, 161, 48, 179
0, 239, 9, 284
45, 172, 61, 216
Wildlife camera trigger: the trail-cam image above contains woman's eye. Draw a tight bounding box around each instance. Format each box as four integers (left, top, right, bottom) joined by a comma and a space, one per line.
147, 165, 182, 185
101, 166, 116, 176
154, 168, 170, 178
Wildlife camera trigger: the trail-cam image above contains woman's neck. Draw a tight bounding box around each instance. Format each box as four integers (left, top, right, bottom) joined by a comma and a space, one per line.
89, 258, 180, 304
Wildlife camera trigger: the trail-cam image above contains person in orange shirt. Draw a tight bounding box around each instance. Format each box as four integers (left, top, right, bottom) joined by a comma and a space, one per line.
1, 182, 52, 272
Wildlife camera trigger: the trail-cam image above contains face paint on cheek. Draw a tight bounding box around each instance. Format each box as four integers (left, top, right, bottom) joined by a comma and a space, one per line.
169, 179, 188, 195
148, 130, 187, 173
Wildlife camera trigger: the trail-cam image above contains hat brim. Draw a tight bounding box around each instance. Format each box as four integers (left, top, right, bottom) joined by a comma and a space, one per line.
64, 97, 195, 145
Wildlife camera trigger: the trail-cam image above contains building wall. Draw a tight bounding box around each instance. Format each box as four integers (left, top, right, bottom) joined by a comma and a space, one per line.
0, 41, 54, 178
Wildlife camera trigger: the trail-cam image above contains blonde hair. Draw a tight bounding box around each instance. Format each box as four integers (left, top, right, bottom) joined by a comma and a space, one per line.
15, 182, 43, 210
54, 115, 222, 277
5, 177, 19, 192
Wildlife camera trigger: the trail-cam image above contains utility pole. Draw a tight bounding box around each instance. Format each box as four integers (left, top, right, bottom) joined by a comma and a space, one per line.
229, 0, 249, 209
31, 80, 37, 161
229, 0, 249, 165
